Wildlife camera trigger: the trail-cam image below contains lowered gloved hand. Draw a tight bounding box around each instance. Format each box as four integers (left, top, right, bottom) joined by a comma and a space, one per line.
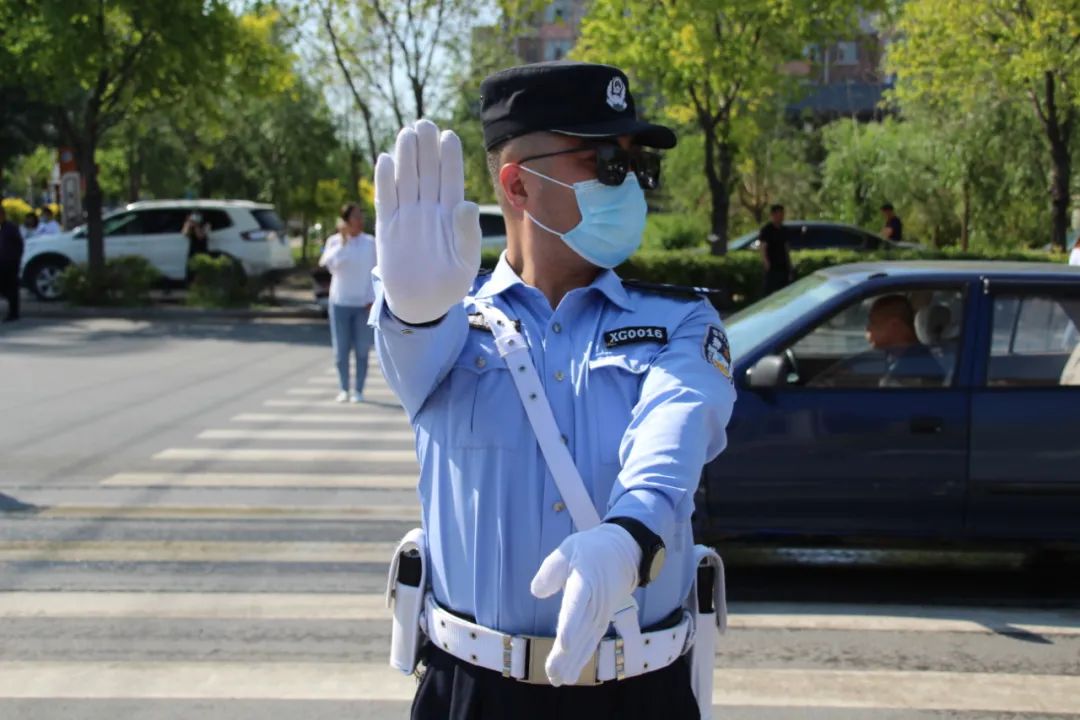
530, 522, 641, 686
374, 119, 481, 324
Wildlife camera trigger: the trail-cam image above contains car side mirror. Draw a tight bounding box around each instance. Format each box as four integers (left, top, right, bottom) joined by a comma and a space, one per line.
747, 354, 788, 388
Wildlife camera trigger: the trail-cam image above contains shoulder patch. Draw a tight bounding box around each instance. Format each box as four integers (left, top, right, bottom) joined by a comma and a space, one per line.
622, 278, 721, 301
604, 326, 668, 348
703, 325, 732, 379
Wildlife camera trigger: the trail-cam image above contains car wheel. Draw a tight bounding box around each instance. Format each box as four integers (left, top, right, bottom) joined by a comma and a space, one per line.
27, 257, 70, 301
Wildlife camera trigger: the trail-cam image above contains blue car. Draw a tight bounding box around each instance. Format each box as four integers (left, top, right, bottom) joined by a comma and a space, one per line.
697, 261, 1080, 549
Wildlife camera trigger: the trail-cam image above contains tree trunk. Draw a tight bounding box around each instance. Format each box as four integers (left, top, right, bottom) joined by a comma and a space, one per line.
960, 178, 970, 252
703, 124, 733, 256
81, 134, 105, 284
1049, 135, 1071, 251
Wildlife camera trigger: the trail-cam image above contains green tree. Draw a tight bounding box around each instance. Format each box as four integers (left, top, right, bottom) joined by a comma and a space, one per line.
3, 0, 236, 286
888, 0, 1080, 249
576, 0, 880, 253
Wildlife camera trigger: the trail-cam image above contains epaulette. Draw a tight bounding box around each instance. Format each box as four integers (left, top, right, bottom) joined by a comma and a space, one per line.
621, 279, 721, 301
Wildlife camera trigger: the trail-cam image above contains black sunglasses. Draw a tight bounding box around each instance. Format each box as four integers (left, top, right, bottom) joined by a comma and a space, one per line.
517, 143, 662, 190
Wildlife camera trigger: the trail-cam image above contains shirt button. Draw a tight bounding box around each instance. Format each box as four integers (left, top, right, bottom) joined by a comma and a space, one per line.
554, 370, 565, 382
552, 323, 562, 334
553, 501, 566, 513
475, 356, 487, 369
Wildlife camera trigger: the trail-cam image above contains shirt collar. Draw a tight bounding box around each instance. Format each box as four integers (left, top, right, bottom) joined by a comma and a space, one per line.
474, 252, 634, 311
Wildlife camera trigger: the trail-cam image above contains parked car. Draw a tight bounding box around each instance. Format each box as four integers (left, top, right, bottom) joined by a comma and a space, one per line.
696, 260, 1080, 550
20, 199, 295, 300
728, 221, 920, 253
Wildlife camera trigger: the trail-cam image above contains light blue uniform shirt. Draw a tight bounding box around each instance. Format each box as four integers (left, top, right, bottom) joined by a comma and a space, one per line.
372, 254, 735, 636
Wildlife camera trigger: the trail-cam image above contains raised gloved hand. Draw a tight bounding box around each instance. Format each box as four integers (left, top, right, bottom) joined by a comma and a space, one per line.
530, 522, 641, 686
374, 119, 481, 324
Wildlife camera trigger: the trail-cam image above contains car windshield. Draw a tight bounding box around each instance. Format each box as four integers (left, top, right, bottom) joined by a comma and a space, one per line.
728, 229, 758, 251
725, 273, 852, 360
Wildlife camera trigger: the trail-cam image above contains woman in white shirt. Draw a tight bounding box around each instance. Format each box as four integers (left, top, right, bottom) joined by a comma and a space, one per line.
319, 203, 377, 403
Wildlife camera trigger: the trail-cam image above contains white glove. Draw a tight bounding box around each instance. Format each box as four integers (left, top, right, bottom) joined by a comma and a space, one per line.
374, 119, 482, 324
530, 523, 641, 686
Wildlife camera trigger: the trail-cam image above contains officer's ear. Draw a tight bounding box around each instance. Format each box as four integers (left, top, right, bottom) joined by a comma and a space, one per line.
498, 163, 529, 212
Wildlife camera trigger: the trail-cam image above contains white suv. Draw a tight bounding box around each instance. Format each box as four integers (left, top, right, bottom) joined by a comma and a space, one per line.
20, 199, 296, 300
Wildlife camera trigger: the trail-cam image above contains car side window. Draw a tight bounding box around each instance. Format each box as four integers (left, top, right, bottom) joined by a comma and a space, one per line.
478, 213, 506, 237
784, 287, 964, 389
103, 213, 141, 236
204, 210, 232, 230
141, 209, 189, 234
987, 293, 1080, 388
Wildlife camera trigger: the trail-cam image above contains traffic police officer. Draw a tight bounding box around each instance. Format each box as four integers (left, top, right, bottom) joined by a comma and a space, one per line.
373, 61, 736, 719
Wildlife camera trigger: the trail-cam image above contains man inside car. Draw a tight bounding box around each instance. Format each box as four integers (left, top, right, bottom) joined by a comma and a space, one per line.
812, 295, 945, 388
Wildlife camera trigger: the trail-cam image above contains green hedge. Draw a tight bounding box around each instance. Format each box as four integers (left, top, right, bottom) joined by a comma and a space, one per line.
187, 254, 256, 308
59, 256, 160, 306
481, 246, 1054, 307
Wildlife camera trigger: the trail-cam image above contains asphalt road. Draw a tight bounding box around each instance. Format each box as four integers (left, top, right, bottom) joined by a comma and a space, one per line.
1, 316, 1078, 720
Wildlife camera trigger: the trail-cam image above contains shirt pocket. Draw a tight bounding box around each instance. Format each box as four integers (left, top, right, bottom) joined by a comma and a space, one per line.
447, 337, 527, 450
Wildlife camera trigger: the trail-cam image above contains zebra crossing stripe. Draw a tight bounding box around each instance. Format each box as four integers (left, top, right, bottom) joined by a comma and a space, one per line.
231, 413, 409, 425
1, 593, 1077, 637
0, 540, 396, 563
197, 429, 415, 441
33, 505, 420, 521
0, 663, 1078, 711
100, 472, 416, 489
153, 448, 417, 463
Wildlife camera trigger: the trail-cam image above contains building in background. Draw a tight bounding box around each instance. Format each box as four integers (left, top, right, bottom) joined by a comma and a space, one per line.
512, 0, 588, 64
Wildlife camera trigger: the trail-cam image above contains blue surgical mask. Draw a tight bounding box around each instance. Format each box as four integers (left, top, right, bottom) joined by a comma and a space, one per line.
518, 166, 646, 269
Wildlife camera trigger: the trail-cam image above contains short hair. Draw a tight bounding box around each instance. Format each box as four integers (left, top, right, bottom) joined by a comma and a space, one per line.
486, 142, 507, 198
870, 294, 914, 327
880, 202, 894, 211
340, 203, 361, 222
770, 204, 784, 213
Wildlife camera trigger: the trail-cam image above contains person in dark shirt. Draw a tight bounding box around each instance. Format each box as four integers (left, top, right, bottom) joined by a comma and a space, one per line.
759, 203, 792, 295
0, 205, 25, 322
881, 202, 903, 243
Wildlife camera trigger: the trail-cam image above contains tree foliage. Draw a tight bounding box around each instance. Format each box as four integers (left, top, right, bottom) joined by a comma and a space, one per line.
576, 0, 881, 253
888, 0, 1080, 248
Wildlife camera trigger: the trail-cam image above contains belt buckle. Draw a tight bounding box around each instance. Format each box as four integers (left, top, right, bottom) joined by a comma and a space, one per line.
523, 636, 600, 686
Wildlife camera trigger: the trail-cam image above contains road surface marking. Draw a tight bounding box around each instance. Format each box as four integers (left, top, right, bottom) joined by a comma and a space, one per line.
100, 472, 416, 489
198, 429, 415, 442
263, 400, 403, 409
0, 540, 396, 563
231, 413, 410, 426
33, 505, 420, 522
1, 593, 1077, 636
0, 663, 1077, 711
153, 448, 417, 463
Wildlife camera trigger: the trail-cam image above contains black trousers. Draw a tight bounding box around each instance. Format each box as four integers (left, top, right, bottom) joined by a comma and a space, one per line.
411, 644, 700, 720
0, 273, 19, 320
762, 267, 792, 296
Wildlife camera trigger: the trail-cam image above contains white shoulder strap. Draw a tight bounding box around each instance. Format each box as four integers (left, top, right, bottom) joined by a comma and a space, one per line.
475, 303, 600, 531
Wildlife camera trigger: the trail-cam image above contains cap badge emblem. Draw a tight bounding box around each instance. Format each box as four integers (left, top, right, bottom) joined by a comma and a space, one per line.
606, 77, 627, 111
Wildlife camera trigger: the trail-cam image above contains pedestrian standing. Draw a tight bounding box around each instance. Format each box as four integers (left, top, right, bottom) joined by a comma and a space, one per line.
377, 62, 736, 720
319, 203, 376, 403
881, 202, 903, 243
760, 203, 792, 295
1069, 234, 1080, 267
0, 205, 24, 322
35, 207, 61, 236
20, 211, 39, 240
